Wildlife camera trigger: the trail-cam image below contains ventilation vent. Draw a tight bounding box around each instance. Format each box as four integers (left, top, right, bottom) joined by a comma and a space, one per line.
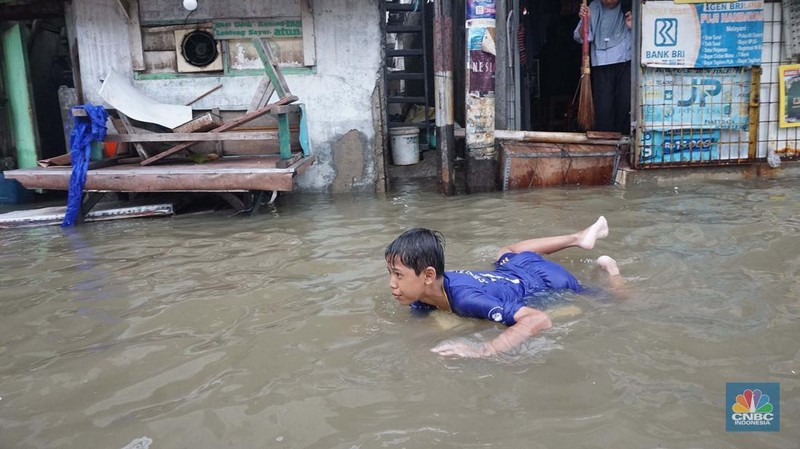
175, 28, 223, 73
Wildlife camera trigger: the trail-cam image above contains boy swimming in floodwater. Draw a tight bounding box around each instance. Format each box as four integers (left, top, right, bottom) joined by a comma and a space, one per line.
384, 217, 622, 358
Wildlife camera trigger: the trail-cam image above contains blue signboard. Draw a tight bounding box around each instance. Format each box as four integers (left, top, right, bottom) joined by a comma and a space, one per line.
640, 129, 721, 163
641, 68, 751, 130
467, 0, 496, 20
642, 1, 764, 68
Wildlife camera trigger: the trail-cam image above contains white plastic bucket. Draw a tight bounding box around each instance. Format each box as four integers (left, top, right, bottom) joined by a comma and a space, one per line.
389, 127, 420, 165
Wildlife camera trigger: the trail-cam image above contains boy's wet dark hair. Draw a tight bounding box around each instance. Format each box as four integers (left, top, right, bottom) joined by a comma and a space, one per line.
385, 228, 445, 278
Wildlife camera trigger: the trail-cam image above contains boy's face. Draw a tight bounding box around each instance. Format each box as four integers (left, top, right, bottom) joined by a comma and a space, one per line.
386, 257, 431, 305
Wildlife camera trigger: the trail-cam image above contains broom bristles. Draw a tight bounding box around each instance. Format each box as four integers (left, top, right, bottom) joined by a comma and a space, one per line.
577, 62, 594, 130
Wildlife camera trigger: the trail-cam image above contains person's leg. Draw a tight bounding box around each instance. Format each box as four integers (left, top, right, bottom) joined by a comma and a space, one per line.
597, 255, 619, 276
597, 255, 627, 292
496, 216, 609, 259
614, 61, 632, 135
591, 64, 615, 132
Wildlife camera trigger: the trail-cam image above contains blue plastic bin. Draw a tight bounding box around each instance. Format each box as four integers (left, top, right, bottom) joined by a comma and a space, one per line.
0, 172, 34, 204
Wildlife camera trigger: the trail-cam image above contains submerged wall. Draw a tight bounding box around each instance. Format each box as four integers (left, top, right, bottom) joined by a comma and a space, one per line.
71, 0, 384, 192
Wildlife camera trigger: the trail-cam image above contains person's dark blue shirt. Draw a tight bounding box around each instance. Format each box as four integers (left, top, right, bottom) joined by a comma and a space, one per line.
411, 252, 583, 326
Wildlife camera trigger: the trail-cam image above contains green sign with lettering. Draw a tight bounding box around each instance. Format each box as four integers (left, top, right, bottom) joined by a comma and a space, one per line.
213, 19, 302, 40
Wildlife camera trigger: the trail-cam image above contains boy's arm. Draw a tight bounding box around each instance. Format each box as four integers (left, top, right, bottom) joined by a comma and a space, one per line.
431, 306, 552, 358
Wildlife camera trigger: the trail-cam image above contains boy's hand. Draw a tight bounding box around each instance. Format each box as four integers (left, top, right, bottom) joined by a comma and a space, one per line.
431, 340, 494, 358
431, 308, 551, 358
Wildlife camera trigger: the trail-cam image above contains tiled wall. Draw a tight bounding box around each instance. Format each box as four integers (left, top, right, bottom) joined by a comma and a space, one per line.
758, 2, 800, 158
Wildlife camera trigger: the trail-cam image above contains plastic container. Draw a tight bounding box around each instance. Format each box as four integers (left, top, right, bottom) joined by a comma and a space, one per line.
389, 127, 420, 165
103, 141, 119, 158
0, 172, 33, 205
90, 141, 104, 161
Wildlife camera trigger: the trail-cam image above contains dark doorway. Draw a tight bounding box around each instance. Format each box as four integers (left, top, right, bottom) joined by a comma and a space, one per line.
28, 17, 74, 160
516, 0, 582, 132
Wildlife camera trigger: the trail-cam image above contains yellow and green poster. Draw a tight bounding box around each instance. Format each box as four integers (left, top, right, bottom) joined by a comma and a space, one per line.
779, 64, 800, 128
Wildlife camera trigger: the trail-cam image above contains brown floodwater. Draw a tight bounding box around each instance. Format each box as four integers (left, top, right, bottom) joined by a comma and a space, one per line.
1, 177, 798, 449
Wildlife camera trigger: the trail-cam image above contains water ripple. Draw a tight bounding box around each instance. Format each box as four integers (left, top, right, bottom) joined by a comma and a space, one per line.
1, 178, 799, 448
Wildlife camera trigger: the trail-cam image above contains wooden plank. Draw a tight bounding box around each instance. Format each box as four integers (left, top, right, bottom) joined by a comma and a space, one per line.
272, 105, 301, 114
140, 95, 298, 166
105, 130, 300, 143
127, 0, 144, 71
184, 84, 223, 106
117, 112, 150, 159
252, 38, 291, 97
116, 0, 131, 20
64, 3, 84, 103
220, 109, 301, 128
59, 87, 78, 153
38, 153, 72, 167
216, 192, 246, 211
223, 141, 302, 156
142, 28, 175, 51
275, 151, 303, 169
143, 50, 177, 73
300, 0, 316, 66
247, 77, 275, 113
106, 131, 281, 143
5, 155, 314, 192
278, 112, 291, 159
211, 108, 223, 156
172, 112, 223, 133
0, 203, 173, 229
37, 153, 130, 169
88, 157, 122, 170
586, 131, 622, 140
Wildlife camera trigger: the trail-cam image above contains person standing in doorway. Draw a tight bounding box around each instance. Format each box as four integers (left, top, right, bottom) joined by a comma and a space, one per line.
573, 0, 633, 134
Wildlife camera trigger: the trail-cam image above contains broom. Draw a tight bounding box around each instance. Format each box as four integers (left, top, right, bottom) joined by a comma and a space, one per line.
577, 0, 595, 131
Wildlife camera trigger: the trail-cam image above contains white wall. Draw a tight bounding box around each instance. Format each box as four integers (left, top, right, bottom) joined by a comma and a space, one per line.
72, 0, 383, 192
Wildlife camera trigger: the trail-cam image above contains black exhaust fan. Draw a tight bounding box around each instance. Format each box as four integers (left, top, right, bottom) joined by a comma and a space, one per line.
180, 30, 219, 67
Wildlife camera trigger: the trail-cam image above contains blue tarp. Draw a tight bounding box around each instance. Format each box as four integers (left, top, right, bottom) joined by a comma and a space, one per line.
62, 104, 107, 227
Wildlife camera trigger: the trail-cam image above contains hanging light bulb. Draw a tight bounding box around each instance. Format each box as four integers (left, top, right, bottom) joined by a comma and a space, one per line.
183, 0, 197, 11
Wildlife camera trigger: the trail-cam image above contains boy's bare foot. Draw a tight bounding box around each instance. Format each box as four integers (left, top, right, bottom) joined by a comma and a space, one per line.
597, 255, 620, 276
577, 216, 609, 250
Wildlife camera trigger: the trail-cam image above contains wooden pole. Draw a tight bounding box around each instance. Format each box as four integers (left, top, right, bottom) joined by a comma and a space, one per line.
184, 84, 223, 106
434, 0, 456, 195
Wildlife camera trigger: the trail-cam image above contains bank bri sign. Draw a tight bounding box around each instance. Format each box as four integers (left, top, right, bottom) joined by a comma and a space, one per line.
726, 383, 780, 432
641, 0, 764, 68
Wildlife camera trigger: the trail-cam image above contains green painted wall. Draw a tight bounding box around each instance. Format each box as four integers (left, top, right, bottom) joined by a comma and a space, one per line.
1, 23, 39, 169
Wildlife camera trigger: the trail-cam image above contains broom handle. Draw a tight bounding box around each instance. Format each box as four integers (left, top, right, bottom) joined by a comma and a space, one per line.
581, 0, 589, 63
